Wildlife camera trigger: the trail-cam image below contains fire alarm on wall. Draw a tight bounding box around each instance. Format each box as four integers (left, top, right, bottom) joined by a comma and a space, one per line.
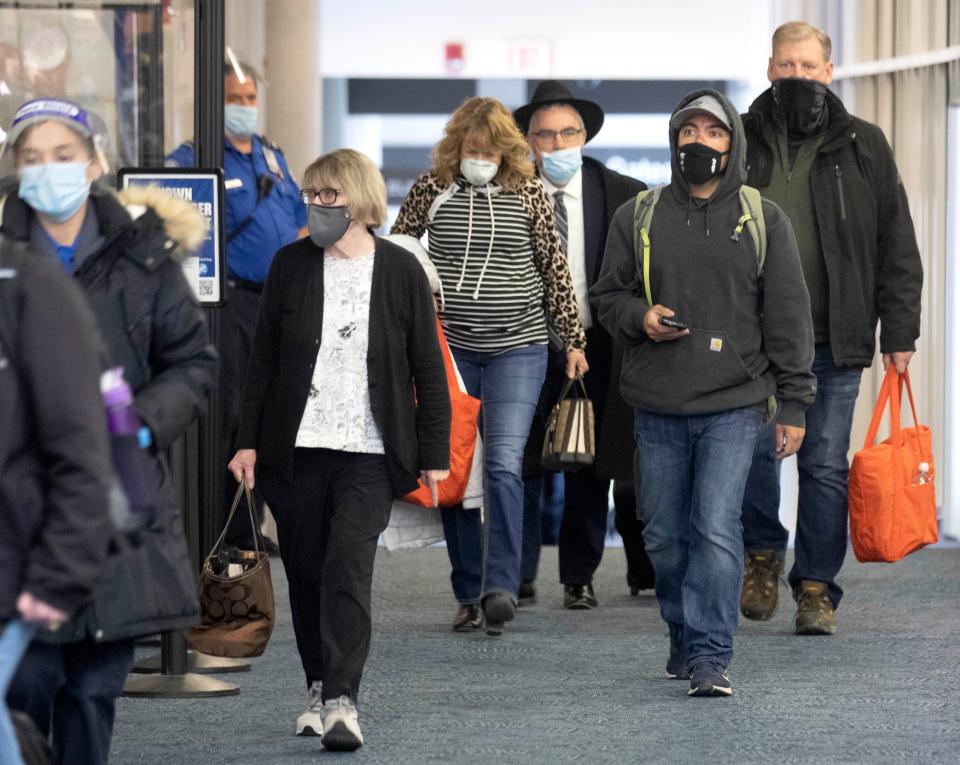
445, 43, 464, 74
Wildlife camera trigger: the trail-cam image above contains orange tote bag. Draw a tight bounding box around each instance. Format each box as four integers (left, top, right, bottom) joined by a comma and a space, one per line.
848, 366, 938, 562
402, 318, 480, 508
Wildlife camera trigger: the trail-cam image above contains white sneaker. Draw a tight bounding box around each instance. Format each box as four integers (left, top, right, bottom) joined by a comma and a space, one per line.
321, 695, 363, 751
295, 680, 323, 736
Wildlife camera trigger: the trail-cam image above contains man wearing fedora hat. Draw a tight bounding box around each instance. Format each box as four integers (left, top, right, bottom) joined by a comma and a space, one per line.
514, 81, 653, 610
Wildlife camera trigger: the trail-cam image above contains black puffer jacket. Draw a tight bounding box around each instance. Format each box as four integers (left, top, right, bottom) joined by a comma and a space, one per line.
0, 239, 112, 625
0, 183, 217, 642
742, 88, 923, 367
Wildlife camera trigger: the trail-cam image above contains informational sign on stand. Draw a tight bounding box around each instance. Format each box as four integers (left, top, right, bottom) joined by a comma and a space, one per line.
118, 168, 225, 306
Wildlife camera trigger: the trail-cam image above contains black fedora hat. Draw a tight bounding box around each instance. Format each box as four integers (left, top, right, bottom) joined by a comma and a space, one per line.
513, 80, 605, 142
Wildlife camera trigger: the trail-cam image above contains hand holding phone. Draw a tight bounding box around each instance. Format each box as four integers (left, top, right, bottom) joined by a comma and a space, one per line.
644, 305, 690, 342
659, 316, 688, 330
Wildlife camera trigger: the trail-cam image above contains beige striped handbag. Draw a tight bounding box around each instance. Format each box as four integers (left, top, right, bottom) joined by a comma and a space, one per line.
541, 376, 595, 472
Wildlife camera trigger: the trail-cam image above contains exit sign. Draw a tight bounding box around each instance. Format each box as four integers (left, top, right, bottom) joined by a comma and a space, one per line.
507, 39, 551, 74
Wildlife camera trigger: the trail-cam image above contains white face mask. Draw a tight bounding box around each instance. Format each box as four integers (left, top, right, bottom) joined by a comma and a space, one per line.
460, 158, 498, 187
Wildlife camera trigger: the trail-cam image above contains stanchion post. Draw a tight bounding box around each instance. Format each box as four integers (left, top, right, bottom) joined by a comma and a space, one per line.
123, 0, 238, 698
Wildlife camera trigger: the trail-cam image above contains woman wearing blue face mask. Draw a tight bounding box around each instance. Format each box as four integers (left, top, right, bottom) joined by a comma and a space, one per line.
392, 97, 588, 637
0, 98, 217, 765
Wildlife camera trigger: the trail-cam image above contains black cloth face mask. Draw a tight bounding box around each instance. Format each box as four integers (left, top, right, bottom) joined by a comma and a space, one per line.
773, 77, 828, 136
678, 142, 728, 186
308, 204, 351, 248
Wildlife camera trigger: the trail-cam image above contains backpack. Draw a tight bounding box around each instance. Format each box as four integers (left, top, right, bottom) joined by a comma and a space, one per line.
632, 185, 767, 306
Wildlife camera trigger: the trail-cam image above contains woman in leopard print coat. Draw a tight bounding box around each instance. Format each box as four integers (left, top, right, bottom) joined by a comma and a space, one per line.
392, 96, 586, 637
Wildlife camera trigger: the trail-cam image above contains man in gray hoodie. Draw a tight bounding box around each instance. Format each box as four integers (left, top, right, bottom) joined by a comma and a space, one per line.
590, 89, 816, 697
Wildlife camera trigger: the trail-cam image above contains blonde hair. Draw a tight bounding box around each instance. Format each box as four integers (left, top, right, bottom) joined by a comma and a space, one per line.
432, 97, 534, 191
773, 20, 832, 62
302, 148, 387, 228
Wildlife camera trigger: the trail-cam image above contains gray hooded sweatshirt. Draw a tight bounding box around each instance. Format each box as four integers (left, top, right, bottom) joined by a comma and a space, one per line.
589, 89, 816, 427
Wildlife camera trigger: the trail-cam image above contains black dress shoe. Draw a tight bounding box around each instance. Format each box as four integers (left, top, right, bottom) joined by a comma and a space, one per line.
518, 580, 537, 607
452, 604, 483, 632
563, 583, 598, 610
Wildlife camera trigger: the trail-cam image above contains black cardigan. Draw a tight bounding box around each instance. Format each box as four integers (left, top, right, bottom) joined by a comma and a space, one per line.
237, 236, 451, 496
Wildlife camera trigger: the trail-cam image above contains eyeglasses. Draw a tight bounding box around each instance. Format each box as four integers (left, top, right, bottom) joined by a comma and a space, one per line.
531, 127, 585, 143
300, 187, 343, 205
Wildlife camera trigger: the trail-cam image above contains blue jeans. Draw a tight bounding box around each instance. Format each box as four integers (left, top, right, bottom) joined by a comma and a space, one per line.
741, 344, 862, 607
0, 621, 35, 765
442, 344, 549, 602
7, 638, 135, 765
634, 407, 762, 668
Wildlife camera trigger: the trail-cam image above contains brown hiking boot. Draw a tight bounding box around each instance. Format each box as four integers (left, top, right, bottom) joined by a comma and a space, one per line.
794, 580, 837, 635
740, 549, 784, 621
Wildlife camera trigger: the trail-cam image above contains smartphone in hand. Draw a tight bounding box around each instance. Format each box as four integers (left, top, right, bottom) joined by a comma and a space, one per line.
659, 316, 688, 330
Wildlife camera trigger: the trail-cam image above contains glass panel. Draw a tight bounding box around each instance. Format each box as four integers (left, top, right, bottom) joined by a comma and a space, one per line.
0, 0, 195, 180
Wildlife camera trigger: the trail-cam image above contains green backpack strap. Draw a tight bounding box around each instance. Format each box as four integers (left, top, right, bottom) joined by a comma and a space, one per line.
633, 186, 664, 306
635, 184, 766, 307
733, 185, 767, 275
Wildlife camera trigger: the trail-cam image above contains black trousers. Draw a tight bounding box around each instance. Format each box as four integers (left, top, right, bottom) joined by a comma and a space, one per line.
7, 638, 135, 765
612, 479, 655, 590
260, 448, 393, 702
221, 283, 264, 546
556, 468, 653, 587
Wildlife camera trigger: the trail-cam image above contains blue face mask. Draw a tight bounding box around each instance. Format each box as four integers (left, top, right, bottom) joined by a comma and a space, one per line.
224, 104, 258, 138
540, 147, 583, 186
18, 162, 91, 222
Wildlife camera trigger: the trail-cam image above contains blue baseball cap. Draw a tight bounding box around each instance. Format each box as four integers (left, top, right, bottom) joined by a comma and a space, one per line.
1, 98, 108, 164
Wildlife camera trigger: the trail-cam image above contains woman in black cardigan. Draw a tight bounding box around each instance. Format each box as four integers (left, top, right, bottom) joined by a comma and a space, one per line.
229, 149, 450, 752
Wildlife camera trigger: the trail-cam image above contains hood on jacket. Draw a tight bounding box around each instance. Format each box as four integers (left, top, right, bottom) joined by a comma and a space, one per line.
668, 88, 747, 205
115, 184, 206, 262
381, 232, 442, 293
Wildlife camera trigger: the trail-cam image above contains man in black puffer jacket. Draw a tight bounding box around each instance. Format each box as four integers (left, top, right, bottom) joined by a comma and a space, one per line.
737, 21, 924, 637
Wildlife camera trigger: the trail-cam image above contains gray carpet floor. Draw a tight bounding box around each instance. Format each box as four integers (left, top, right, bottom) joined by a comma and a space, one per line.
112, 546, 960, 764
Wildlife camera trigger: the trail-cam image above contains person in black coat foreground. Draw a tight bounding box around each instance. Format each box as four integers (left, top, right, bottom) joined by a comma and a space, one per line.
0, 237, 112, 765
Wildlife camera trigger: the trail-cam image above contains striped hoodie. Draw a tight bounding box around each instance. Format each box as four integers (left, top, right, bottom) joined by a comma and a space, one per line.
391, 172, 586, 355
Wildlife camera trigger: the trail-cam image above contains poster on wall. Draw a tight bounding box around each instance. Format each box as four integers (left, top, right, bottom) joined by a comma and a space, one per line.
118, 168, 225, 306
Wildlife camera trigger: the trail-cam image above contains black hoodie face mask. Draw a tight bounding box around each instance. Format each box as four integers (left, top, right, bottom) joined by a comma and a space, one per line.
773, 77, 828, 136
677, 142, 728, 186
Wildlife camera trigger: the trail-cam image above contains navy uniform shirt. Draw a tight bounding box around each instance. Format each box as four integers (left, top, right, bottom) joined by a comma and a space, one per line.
167, 135, 307, 284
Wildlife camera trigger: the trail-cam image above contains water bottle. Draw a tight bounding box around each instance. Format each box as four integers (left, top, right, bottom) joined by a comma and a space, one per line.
101, 367, 157, 531
912, 461, 931, 485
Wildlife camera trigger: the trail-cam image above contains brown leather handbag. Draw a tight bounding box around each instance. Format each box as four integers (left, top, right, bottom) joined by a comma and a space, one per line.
542, 376, 596, 472
186, 485, 275, 657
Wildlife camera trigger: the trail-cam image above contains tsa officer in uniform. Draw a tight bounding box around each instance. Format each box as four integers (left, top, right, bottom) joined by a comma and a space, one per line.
167, 59, 307, 548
